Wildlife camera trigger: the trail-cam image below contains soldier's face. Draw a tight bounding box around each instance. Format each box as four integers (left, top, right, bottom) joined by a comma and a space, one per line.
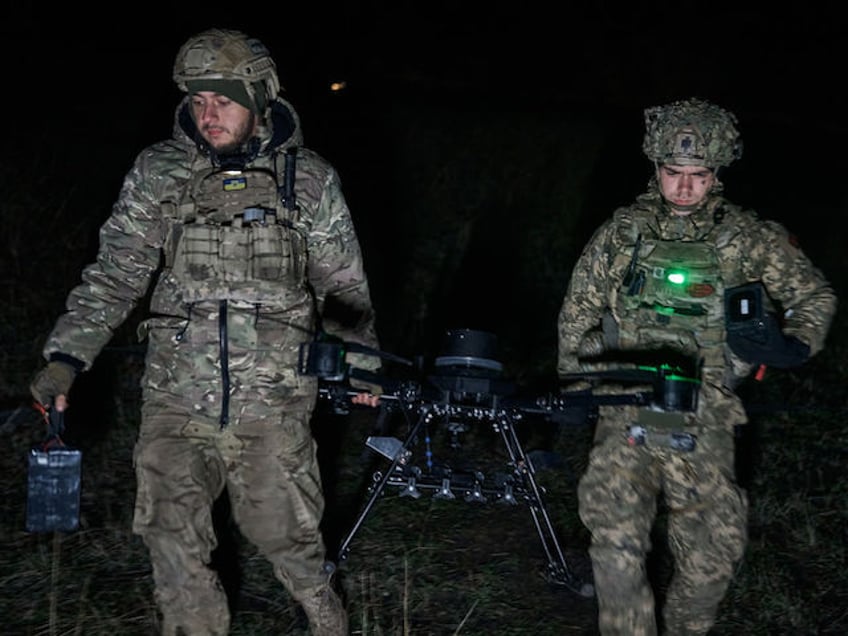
190, 91, 257, 153
657, 164, 715, 214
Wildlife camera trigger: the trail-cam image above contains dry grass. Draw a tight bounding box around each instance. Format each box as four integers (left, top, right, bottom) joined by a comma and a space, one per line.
3, 348, 847, 635
3, 367, 604, 635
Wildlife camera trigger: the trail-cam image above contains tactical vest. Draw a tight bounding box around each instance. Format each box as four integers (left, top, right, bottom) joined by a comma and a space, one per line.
166, 160, 307, 305
615, 237, 727, 367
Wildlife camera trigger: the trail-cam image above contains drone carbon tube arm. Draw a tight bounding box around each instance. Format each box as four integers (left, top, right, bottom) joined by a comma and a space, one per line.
500, 388, 654, 427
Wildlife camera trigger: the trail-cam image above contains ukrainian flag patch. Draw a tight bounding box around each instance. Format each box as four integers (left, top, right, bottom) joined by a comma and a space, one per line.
223, 176, 247, 191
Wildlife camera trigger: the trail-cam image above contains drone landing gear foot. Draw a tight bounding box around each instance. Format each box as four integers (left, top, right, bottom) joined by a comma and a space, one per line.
542, 564, 595, 598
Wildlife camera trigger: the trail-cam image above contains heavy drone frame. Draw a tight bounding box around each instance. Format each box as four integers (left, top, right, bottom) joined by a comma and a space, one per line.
299, 329, 700, 599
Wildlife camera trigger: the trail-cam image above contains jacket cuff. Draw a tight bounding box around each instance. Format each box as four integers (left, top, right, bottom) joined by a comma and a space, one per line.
48, 352, 86, 373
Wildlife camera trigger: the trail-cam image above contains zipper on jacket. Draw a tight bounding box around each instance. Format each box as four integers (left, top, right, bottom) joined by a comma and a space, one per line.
218, 299, 230, 428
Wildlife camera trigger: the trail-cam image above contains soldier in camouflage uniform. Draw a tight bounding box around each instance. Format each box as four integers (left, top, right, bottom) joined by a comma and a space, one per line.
30, 28, 380, 635
557, 98, 836, 635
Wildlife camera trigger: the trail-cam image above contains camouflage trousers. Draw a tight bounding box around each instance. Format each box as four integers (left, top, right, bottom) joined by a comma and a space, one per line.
577, 393, 748, 636
132, 396, 334, 635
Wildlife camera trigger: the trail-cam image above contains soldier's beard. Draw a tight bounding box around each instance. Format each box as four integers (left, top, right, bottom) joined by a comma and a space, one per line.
204, 113, 258, 155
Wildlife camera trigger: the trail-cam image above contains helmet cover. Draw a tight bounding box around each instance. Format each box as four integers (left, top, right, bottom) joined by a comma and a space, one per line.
642, 98, 742, 168
173, 28, 280, 112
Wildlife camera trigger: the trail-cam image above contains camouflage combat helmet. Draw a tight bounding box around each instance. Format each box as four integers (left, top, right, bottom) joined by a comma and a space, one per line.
173, 28, 280, 113
642, 98, 742, 168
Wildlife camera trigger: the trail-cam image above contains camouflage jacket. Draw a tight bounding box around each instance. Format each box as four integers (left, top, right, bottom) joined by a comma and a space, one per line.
557, 187, 836, 382
43, 95, 379, 372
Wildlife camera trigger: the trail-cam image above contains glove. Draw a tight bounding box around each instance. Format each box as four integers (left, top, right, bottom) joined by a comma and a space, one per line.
726, 313, 810, 369
30, 355, 83, 407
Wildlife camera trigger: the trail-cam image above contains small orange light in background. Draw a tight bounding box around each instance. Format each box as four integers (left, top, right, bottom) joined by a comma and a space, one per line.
329, 81, 347, 92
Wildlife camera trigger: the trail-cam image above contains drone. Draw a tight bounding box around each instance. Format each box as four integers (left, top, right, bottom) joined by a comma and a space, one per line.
299, 328, 701, 599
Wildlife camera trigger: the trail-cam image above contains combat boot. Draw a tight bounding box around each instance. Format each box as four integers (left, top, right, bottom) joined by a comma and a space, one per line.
296, 584, 348, 635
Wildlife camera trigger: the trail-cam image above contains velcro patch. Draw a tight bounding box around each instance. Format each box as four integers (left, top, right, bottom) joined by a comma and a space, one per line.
223, 176, 247, 191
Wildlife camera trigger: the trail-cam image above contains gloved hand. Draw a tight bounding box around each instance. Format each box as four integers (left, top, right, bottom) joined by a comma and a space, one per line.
727, 312, 810, 369
30, 360, 78, 408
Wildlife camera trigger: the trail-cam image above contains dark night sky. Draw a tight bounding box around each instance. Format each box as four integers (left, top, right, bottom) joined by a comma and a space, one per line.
8, 8, 840, 221
9, 4, 847, 146
7, 3, 846, 226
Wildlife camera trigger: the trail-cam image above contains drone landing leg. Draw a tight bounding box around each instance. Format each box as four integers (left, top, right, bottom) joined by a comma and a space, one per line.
497, 413, 595, 598
337, 406, 431, 563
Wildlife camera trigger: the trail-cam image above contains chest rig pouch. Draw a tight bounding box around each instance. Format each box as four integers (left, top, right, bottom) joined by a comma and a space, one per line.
169, 163, 307, 304
616, 239, 727, 356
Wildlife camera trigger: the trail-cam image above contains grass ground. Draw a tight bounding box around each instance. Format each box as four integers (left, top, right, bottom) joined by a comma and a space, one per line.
2, 328, 846, 634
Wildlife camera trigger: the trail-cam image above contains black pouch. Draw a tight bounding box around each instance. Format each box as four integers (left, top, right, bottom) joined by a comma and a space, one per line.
26, 408, 81, 533
725, 282, 810, 368
27, 448, 82, 532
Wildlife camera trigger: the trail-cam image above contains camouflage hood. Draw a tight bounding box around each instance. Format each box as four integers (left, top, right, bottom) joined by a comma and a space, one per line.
172, 94, 305, 162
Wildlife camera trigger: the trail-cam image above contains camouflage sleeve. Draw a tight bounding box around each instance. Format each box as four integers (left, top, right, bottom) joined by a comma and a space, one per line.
747, 218, 837, 356
306, 166, 380, 369
43, 153, 164, 369
557, 220, 617, 376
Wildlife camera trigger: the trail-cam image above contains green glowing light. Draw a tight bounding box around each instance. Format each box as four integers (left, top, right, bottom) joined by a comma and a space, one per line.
666, 270, 687, 285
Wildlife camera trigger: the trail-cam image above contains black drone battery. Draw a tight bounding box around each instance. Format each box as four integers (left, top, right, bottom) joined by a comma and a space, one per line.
26, 447, 82, 533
